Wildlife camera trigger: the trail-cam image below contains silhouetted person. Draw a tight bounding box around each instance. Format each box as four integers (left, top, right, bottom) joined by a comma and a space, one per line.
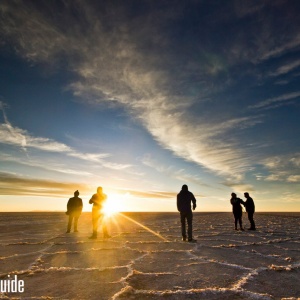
244, 192, 256, 230
89, 186, 110, 239
230, 193, 244, 231
66, 190, 83, 233
177, 184, 197, 242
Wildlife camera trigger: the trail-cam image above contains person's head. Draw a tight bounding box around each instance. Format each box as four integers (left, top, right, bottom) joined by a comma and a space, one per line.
97, 186, 103, 194
231, 192, 237, 198
244, 192, 249, 198
74, 190, 79, 197
182, 184, 188, 191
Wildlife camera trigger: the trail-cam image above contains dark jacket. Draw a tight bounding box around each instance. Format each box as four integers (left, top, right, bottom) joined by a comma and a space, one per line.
177, 190, 196, 212
230, 197, 244, 216
67, 196, 83, 215
244, 197, 255, 213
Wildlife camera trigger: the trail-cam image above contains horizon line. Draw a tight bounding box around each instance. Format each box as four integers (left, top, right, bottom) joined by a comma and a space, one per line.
0, 210, 300, 213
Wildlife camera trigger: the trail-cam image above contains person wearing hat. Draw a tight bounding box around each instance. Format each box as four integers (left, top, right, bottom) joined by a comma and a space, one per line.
66, 190, 83, 233
177, 184, 197, 242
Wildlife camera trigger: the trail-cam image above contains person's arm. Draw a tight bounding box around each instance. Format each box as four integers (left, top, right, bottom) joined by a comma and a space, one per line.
191, 193, 196, 210
89, 195, 94, 204
177, 195, 180, 212
67, 199, 71, 211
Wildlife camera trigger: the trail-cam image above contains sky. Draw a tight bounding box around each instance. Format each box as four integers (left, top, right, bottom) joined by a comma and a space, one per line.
0, 0, 300, 212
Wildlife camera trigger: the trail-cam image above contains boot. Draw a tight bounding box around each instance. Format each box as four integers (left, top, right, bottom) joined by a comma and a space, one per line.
89, 231, 97, 239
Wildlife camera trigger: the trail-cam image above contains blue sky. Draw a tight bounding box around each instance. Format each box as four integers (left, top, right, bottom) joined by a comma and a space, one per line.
0, 0, 300, 211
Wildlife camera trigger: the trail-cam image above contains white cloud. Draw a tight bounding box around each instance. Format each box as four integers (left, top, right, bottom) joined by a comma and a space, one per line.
222, 181, 255, 193
0, 112, 130, 171
262, 156, 282, 169
287, 175, 300, 183
290, 155, 300, 167
260, 34, 300, 61
264, 174, 284, 182
260, 154, 300, 183
270, 59, 300, 77
281, 191, 300, 203
249, 91, 300, 110
0, 1, 292, 181
141, 154, 208, 187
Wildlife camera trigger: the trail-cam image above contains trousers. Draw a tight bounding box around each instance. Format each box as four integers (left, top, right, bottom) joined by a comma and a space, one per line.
180, 211, 193, 239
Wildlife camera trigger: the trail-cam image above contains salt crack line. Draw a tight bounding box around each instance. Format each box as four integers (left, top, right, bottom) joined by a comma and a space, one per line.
0, 265, 128, 278
112, 286, 273, 300
187, 249, 253, 271
111, 252, 150, 300
216, 245, 294, 263
231, 262, 300, 292
232, 267, 265, 290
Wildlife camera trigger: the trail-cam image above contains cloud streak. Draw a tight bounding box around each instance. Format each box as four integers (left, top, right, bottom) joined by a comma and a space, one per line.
0, 103, 131, 171
0, 172, 90, 197
1, 0, 300, 183
249, 92, 300, 110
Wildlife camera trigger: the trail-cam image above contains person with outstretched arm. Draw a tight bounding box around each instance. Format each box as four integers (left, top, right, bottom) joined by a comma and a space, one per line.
230, 192, 245, 231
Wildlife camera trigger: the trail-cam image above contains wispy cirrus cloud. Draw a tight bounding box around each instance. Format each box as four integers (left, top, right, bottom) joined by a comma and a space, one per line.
0, 153, 93, 176
270, 59, 300, 77
1, 0, 299, 182
141, 154, 209, 187
0, 103, 131, 171
0, 1, 259, 180
249, 91, 300, 110
221, 181, 255, 193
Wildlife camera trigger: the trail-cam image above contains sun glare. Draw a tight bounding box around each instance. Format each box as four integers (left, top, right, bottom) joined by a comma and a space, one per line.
102, 194, 122, 217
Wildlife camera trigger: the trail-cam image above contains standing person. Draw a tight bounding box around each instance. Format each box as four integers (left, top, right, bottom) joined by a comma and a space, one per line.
89, 186, 111, 239
243, 192, 256, 230
66, 190, 83, 233
177, 184, 197, 242
230, 193, 245, 231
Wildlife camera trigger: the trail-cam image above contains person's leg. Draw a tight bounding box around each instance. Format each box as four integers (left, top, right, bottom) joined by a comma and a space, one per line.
74, 215, 79, 232
67, 214, 73, 233
234, 214, 238, 230
90, 209, 99, 238
187, 211, 193, 240
180, 212, 187, 240
100, 214, 111, 238
248, 212, 256, 230
239, 215, 244, 230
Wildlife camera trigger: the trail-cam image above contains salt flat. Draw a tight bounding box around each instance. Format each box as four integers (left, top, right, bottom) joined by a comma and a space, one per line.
0, 212, 299, 299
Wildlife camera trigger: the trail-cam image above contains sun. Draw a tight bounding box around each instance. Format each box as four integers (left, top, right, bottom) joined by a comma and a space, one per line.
102, 194, 121, 217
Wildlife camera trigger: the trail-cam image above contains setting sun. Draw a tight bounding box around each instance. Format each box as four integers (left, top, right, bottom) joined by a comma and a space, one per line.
102, 194, 123, 217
